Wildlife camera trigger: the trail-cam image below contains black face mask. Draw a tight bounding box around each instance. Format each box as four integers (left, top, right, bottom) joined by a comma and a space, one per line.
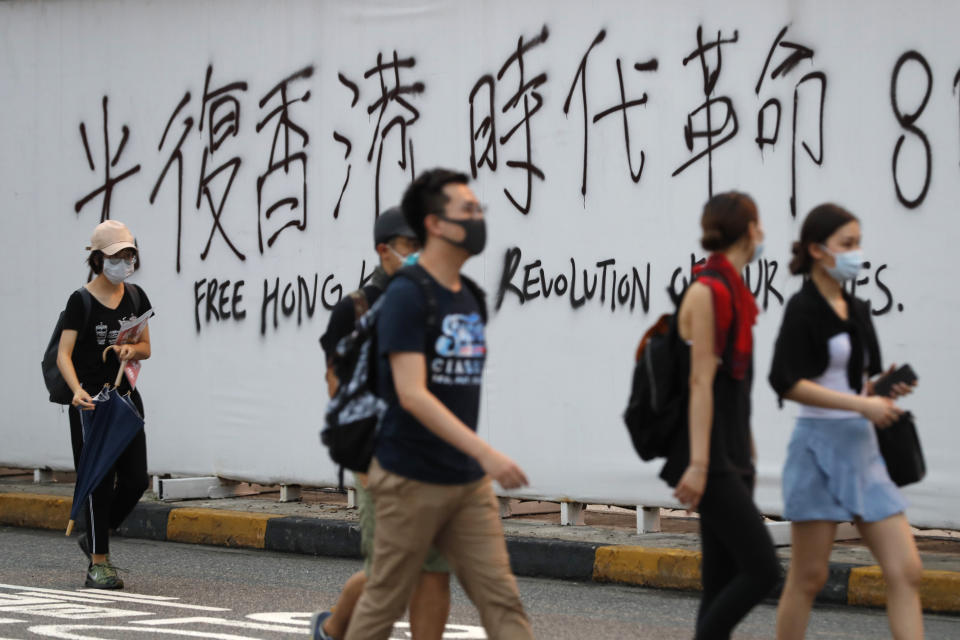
439, 216, 486, 255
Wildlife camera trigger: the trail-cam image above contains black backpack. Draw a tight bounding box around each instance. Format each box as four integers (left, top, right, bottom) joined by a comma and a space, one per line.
41, 285, 142, 404
623, 270, 734, 460
320, 264, 487, 472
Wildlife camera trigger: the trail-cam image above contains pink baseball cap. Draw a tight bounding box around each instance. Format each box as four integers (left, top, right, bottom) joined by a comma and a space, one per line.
86, 220, 136, 255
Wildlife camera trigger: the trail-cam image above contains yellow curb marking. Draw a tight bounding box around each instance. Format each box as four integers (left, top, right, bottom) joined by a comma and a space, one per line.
849, 565, 960, 612
594, 545, 702, 590
0, 493, 71, 530
166, 508, 281, 549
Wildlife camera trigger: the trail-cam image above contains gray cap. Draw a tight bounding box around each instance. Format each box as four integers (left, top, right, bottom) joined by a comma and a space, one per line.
374, 206, 417, 248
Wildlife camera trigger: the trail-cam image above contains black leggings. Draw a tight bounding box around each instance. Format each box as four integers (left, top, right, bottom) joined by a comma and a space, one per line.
695, 472, 780, 640
68, 399, 149, 556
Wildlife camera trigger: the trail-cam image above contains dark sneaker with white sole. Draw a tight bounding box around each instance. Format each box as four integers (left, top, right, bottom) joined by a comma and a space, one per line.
85, 562, 123, 589
309, 610, 335, 639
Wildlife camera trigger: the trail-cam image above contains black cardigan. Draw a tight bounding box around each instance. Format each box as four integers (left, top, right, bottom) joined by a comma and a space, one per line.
768, 278, 882, 404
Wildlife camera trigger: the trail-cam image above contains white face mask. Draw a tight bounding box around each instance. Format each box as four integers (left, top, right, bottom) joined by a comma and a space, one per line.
103, 257, 135, 284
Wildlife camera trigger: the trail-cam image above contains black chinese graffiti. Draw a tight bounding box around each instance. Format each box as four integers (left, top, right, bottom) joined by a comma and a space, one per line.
468, 25, 549, 215
562, 29, 658, 200
256, 65, 313, 252
75, 96, 142, 223
365, 51, 424, 217
150, 92, 193, 272
754, 25, 826, 218
197, 65, 249, 261
672, 26, 740, 199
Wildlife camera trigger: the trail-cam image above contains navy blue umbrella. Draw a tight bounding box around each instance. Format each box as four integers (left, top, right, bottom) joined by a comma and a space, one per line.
66, 385, 144, 536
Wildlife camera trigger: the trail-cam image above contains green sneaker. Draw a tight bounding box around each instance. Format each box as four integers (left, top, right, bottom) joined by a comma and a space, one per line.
85, 562, 124, 589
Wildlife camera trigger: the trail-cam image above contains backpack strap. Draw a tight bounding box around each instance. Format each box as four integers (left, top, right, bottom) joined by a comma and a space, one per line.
394, 264, 440, 330
460, 275, 488, 323
393, 265, 488, 327
77, 287, 93, 333
125, 283, 142, 314
348, 290, 370, 320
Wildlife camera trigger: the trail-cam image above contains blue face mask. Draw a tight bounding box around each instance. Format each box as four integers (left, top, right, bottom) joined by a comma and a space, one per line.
821, 246, 864, 282
751, 241, 764, 263
403, 251, 420, 267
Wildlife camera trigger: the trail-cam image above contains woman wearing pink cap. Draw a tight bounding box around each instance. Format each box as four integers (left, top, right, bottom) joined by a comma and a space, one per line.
56, 220, 153, 589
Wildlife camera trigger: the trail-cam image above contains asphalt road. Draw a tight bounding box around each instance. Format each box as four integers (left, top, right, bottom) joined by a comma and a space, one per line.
1, 527, 958, 639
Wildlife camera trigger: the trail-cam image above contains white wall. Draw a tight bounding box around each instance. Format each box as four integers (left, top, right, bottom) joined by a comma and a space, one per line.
2, 0, 957, 527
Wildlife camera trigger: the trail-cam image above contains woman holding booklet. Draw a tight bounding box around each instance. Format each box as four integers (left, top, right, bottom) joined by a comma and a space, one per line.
56, 220, 154, 589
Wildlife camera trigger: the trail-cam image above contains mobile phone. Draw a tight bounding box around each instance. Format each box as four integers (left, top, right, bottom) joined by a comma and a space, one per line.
873, 364, 918, 398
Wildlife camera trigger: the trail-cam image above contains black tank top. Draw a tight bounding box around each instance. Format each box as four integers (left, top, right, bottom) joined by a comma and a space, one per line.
660, 355, 755, 487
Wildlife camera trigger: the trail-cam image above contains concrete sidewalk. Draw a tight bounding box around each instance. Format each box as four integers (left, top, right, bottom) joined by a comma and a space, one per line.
2, 471, 959, 614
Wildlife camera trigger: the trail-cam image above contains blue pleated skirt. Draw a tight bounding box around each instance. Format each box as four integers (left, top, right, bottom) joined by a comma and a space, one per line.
782, 416, 907, 522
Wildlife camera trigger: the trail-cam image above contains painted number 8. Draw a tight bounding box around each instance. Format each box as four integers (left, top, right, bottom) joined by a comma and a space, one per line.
891, 51, 933, 209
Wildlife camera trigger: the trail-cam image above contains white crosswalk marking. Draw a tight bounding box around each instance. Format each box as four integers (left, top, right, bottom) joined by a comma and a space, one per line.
28, 626, 259, 639
131, 616, 308, 634
0, 593, 150, 619
77, 589, 178, 601
0, 584, 229, 611
1, 582, 487, 638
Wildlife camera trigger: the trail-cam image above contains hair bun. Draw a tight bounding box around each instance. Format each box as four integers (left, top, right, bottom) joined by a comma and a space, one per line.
700, 229, 726, 251
789, 240, 808, 275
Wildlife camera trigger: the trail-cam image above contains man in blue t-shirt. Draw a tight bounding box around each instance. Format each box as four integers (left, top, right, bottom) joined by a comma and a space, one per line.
311, 208, 453, 640
344, 169, 533, 640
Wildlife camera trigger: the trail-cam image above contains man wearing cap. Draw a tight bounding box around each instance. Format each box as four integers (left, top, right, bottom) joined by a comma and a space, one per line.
56, 220, 153, 589
311, 207, 451, 640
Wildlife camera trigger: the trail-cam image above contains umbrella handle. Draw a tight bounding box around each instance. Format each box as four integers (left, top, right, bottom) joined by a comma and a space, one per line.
114, 360, 127, 388
66, 520, 75, 536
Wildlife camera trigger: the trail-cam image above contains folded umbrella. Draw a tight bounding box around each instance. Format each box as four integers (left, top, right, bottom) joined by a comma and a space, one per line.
66, 365, 144, 537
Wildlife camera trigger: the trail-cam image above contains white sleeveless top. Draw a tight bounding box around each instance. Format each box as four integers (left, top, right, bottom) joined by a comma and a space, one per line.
798, 332, 863, 420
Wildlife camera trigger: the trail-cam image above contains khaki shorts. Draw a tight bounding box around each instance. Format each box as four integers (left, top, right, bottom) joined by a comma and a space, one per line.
355, 479, 450, 575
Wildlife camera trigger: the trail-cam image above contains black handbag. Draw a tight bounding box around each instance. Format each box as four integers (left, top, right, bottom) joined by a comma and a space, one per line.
875, 412, 926, 487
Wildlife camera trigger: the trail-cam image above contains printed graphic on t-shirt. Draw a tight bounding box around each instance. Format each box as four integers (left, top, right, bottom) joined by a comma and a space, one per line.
95, 322, 108, 346
95, 314, 138, 347
431, 312, 485, 386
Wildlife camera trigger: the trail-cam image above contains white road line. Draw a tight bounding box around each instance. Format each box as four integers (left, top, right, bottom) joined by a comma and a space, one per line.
0, 596, 58, 606
3, 592, 145, 607
0, 585, 229, 611
76, 589, 178, 601
9, 588, 143, 602
9, 593, 123, 606
131, 616, 308, 634
245, 611, 311, 625
28, 625, 260, 639
394, 621, 487, 639
15, 591, 227, 612
0, 602, 148, 620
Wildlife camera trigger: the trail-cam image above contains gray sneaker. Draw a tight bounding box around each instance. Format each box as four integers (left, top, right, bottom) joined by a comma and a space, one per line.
85, 562, 123, 589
